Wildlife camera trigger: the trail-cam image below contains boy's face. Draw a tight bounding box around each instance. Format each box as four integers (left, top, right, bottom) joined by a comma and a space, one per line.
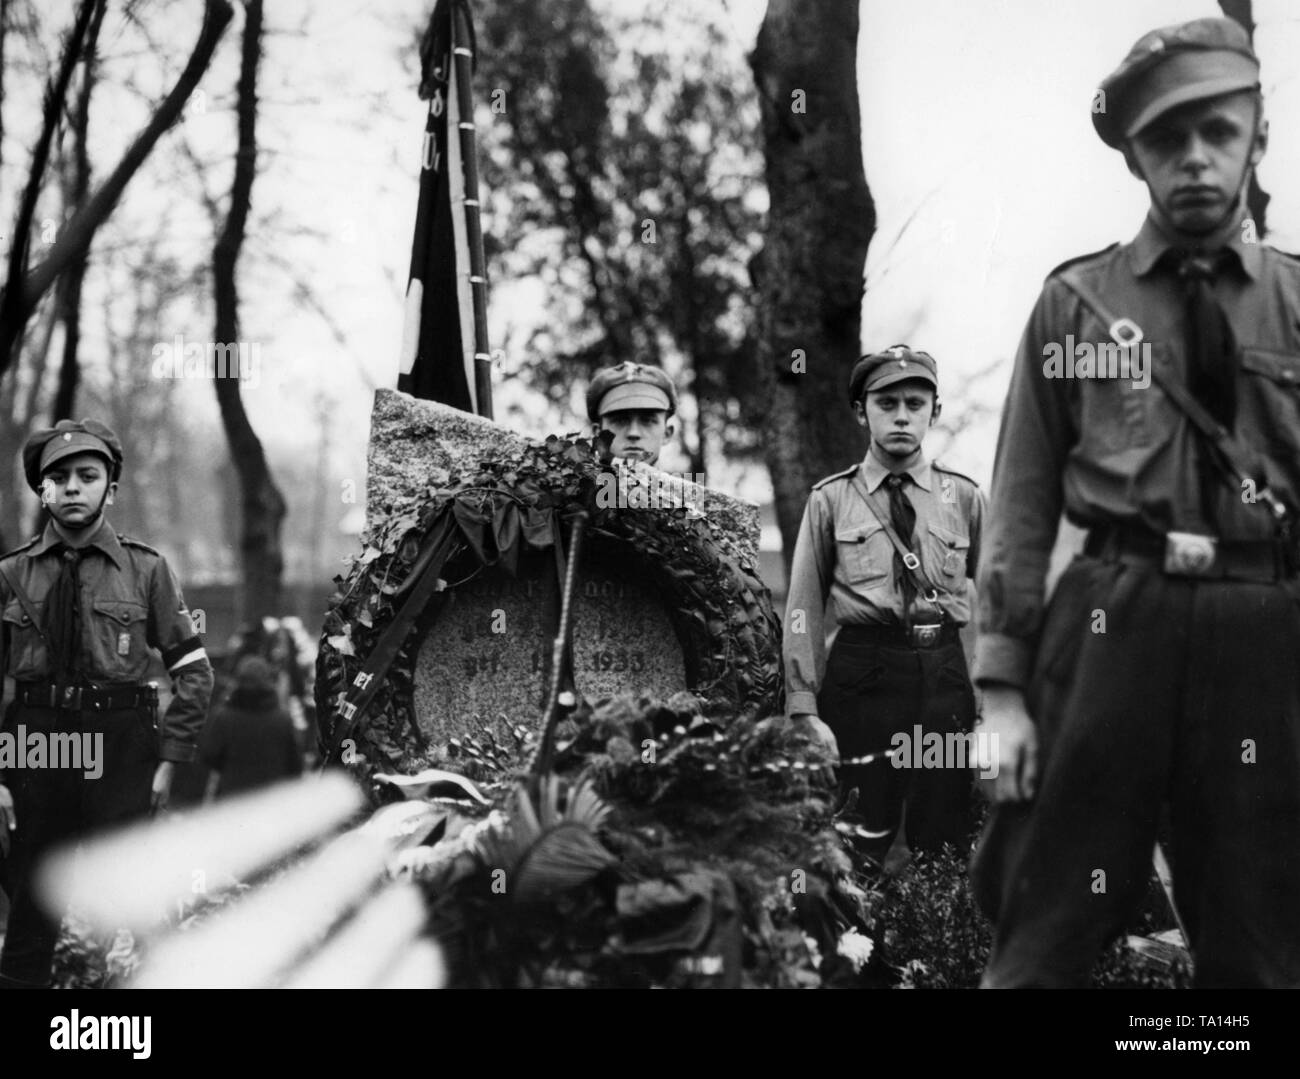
41, 452, 115, 528
856, 380, 938, 460
1125, 90, 1266, 236
598, 408, 672, 465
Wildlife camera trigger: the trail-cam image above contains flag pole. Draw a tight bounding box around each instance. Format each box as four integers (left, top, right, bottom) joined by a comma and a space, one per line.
450, 1, 493, 420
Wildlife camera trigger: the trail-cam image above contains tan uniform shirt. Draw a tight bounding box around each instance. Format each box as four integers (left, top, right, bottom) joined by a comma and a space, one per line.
783, 451, 984, 715
975, 215, 1300, 687
0, 518, 213, 762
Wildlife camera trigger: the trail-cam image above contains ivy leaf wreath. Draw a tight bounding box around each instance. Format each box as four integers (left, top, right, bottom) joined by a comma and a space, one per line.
315, 433, 784, 777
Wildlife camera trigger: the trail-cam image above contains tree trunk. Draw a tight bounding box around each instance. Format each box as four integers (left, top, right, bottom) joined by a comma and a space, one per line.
213, 0, 285, 626
750, 0, 875, 569
52, 0, 106, 422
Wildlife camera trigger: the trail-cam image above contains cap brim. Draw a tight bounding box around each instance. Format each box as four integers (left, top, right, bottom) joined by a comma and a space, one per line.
863, 371, 937, 394
1125, 74, 1260, 139
597, 385, 671, 415
39, 440, 113, 476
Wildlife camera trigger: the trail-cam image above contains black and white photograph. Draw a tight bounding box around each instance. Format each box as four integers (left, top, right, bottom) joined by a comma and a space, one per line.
0, 0, 1296, 1042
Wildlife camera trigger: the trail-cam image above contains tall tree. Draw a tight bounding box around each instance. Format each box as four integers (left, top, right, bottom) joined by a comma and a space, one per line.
211, 0, 285, 625
50, 0, 106, 421
750, 0, 875, 567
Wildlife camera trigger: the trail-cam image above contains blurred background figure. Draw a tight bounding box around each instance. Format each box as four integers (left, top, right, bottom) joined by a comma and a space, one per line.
231, 617, 319, 768
200, 655, 302, 801
169, 615, 319, 807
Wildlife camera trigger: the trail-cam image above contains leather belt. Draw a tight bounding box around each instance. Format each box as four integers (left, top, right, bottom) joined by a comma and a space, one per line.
838, 621, 959, 650
1084, 525, 1290, 582
15, 682, 157, 712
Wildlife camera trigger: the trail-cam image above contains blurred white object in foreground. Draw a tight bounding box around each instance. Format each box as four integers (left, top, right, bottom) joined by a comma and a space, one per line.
37, 773, 447, 988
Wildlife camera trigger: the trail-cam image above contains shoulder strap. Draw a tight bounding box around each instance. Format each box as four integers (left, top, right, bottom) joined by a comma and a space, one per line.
931, 461, 979, 490
812, 465, 857, 491
1055, 267, 1291, 526
847, 472, 944, 599
0, 562, 48, 642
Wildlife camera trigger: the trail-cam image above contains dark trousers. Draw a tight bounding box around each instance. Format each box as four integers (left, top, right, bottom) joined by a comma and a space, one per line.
0, 703, 156, 988
818, 626, 977, 867
973, 556, 1300, 988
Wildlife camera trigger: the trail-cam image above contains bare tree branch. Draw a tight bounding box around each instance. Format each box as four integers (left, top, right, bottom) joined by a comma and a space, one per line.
0, 0, 97, 366
0, 0, 234, 377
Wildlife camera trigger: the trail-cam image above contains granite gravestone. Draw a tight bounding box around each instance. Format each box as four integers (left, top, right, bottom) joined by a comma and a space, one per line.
365, 389, 761, 744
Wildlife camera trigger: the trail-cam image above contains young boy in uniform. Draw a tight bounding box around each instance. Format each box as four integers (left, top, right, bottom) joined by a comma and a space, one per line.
784, 346, 984, 869
0, 419, 213, 988
974, 18, 1300, 987
586, 361, 678, 467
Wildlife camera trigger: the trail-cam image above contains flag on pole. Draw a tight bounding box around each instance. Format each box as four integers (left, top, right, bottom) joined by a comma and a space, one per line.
398, 0, 493, 417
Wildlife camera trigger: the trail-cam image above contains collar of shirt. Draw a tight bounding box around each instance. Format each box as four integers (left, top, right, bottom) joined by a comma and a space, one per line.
860, 450, 932, 494
31, 516, 124, 568
1128, 210, 1261, 281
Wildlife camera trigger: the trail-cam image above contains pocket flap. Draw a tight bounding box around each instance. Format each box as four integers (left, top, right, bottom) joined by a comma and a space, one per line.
835, 522, 882, 545
92, 599, 147, 625
928, 521, 970, 549
3, 599, 34, 626
1240, 348, 1300, 386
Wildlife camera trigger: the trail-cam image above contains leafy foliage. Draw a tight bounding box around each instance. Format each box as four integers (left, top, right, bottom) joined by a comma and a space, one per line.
399, 693, 884, 988
469, 0, 765, 468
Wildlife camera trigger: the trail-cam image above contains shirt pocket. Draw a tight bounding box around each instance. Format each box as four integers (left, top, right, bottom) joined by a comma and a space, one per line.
88, 599, 150, 680
835, 522, 890, 585
1239, 348, 1300, 460
3, 598, 48, 679
924, 521, 970, 592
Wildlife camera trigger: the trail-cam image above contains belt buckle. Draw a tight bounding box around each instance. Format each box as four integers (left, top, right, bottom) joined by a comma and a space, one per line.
58, 685, 81, 710
1163, 531, 1218, 577
909, 623, 943, 648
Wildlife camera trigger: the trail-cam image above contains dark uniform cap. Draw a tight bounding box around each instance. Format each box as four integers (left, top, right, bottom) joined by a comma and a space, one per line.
22, 418, 124, 492
585, 362, 678, 422
1093, 17, 1260, 149
849, 345, 938, 404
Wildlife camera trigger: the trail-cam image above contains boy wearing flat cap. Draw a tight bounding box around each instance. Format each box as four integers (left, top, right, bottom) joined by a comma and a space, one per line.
0, 419, 213, 987
784, 346, 984, 870
974, 18, 1300, 986
586, 361, 677, 467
